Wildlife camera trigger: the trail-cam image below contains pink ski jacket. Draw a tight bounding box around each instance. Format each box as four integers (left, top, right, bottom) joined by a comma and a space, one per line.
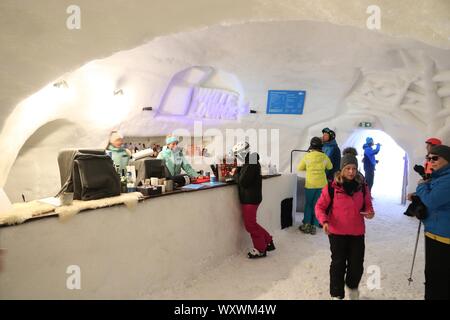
315, 181, 374, 236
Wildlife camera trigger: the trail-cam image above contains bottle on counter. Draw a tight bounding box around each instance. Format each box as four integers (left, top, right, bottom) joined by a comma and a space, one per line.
120, 169, 128, 193
126, 166, 137, 192
272, 165, 278, 175
266, 162, 273, 175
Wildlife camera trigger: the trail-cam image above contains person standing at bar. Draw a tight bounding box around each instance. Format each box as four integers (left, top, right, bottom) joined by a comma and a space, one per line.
231, 142, 275, 259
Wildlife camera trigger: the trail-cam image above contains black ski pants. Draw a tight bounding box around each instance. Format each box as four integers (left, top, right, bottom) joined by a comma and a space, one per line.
328, 234, 365, 298
425, 235, 450, 300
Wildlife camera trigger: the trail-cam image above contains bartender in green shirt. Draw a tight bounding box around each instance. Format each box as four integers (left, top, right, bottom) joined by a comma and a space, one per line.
157, 135, 199, 178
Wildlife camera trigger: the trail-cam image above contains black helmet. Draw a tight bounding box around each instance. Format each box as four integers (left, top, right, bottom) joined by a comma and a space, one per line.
322, 127, 336, 140
309, 137, 323, 151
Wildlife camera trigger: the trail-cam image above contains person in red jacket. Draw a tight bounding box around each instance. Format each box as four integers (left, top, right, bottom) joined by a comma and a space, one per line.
315, 154, 375, 300
415, 138, 443, 179
425, 138, 442, 176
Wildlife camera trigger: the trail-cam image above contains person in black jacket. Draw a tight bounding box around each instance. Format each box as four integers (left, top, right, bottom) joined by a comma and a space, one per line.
231, 142, 275, 259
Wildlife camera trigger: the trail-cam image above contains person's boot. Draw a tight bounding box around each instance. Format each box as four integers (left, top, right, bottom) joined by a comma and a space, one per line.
299, 223, 311, 233
266, 240, 276, 252
310, 225, 317, 235
247, 248, 267, 259
330, 296, 343, 300
346, 286, 360, 300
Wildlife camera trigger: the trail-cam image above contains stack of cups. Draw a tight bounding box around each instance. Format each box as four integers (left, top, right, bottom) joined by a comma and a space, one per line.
158, 178, 166, 193
150, 177, 159, 186
164, 180, 174, 192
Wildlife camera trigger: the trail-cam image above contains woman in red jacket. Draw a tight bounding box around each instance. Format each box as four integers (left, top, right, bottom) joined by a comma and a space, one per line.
315, 154, 375, 300
424, 137, 442, 176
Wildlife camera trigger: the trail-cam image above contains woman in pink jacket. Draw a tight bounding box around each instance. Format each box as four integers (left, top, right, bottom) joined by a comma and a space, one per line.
315, 154, 375, 300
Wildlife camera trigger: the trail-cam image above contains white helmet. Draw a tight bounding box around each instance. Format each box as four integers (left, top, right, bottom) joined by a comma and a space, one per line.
232, 142, 250, 164
232, 141, 249, 154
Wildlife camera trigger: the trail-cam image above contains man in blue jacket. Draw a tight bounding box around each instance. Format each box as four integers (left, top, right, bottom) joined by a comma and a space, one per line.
362, 137, 381, 191
322, 128, 341, 181
414, 144, 450, 300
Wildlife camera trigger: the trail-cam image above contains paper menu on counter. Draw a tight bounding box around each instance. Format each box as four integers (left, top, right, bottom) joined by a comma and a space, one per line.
180, 184, 206, 190
201, 181, 227, 187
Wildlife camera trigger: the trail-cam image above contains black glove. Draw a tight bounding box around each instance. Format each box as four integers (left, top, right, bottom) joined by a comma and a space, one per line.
413, 165, 426, 178
404, 195, 427, 220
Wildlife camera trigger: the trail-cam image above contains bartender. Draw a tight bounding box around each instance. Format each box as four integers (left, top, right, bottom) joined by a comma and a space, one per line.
106, 130, 131, 173
157, 135, 199, 178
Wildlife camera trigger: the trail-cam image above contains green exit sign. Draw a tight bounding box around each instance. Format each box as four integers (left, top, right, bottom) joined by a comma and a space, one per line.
359, 122, 372, 128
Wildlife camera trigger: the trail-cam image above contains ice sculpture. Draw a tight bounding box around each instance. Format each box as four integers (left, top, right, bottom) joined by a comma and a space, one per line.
344, 49, 450, 140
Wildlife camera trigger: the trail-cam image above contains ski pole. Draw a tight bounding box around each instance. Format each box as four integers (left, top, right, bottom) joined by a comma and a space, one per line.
408, 221, 422, 285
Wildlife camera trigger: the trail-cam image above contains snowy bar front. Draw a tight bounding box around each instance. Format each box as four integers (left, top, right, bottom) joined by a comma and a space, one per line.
0, 174, 296, 299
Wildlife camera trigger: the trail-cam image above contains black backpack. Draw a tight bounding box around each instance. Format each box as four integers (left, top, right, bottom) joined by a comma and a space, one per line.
325, 180, 367, 215
281, 198, 293, 229
58, 152, 121, 201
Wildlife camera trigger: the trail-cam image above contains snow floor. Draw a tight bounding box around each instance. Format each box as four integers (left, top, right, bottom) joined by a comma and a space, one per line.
142, 197, 425, 300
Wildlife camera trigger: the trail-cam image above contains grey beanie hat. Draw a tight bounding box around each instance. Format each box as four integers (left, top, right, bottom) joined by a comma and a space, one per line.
340, 154, 358, 170
430, 145, 450, 163
342, 147, 358, 157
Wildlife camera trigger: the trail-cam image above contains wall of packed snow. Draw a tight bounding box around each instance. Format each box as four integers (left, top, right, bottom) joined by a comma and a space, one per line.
2, 20, 449, 202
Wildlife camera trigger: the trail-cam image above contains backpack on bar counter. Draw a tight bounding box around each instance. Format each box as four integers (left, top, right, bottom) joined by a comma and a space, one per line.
57, 151, 121, 201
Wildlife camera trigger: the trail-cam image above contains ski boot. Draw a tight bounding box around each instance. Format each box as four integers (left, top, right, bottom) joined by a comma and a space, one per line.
247, 248, 267, 259
266, 240, 276, 252
299, 223, 311, 234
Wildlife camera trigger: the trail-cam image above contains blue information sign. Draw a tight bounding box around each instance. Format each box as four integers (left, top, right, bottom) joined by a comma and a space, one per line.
266, 90, 306, 115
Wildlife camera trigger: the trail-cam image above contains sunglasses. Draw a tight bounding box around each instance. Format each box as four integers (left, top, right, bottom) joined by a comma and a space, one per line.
426, 155, 440, 162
